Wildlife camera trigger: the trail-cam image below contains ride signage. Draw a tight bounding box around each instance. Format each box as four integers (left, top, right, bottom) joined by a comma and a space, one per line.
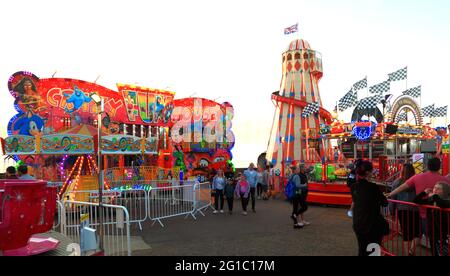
397, 126, 422, 135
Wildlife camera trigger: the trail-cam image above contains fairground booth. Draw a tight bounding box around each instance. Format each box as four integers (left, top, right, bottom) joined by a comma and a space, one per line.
1, 71, 235, 200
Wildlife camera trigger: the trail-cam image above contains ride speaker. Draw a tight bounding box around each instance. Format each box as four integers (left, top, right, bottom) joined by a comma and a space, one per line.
385, 124, 398, 134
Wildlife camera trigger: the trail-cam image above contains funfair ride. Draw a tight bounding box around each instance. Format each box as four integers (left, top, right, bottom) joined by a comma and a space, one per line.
266, 39, 449, 206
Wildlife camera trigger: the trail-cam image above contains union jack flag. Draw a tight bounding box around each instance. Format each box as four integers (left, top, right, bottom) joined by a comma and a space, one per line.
284, 23, 298, 35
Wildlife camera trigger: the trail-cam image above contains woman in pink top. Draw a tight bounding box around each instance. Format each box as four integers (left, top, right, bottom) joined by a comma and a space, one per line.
235, 173, 251, 215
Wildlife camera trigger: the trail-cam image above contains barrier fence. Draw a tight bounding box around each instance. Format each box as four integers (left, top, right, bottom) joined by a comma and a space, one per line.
382, 199, 449, 256
60, 180, 209, 229
193, 182, 214, 216
148, 183, 197, 227
61, 200, 131, 256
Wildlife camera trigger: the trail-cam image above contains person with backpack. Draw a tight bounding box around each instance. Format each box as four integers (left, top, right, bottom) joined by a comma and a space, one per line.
298, 165, 310, 226
288, 165, 308, 229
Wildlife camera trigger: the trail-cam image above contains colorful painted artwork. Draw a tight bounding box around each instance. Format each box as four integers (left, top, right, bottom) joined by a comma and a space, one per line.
40, 134, 94, 155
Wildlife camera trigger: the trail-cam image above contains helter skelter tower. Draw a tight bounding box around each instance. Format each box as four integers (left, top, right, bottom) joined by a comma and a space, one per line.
266, 39, 332, 174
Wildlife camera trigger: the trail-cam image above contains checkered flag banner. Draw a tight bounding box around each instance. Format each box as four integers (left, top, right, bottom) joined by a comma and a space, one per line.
338, 88, 358, 112
421, 104, 435, 117
388, 67, 407, 81
402, 85, 421, 98
357, 94, 383, 110
433, 106, 448, 118
353, 77, 367, 91
396, 112, 407, 122
369, 80, 390, 94
302, 102, 320, 117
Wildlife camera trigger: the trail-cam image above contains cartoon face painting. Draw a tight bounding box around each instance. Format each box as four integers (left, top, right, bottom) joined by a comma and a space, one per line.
13, 112, 45, 136
63, 86, 92, 114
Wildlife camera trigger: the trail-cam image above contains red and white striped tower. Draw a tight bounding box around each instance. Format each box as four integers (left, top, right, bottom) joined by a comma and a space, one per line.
266, 38, 332, 174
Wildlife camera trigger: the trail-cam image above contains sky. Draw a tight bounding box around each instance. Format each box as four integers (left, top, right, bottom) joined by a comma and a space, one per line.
0, 0, 449, 170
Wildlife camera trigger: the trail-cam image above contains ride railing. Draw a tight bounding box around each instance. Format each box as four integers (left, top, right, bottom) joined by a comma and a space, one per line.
61, 200, 131, 256
382, 199, 449, 256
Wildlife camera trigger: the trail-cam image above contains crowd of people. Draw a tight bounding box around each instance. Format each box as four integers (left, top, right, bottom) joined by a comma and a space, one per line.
210, 162, 311, 230
211, 163, 271, 215
349, 157, 450, 256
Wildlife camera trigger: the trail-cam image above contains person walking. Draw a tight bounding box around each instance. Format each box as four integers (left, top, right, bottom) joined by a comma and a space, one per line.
235, 173, 250, 215
289, 166, 305, 229
298, 165, 310, 226
256, 168, 263, 200
212, 169, 226, 214
224, 176, 236, 215
351, 160, 389, 256
244, 163, 258, 212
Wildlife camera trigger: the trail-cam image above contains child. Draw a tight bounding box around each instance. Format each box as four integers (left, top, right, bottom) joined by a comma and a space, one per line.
224, 177, 236, 215
235, 173, 250, 215
413, 182, 450, 256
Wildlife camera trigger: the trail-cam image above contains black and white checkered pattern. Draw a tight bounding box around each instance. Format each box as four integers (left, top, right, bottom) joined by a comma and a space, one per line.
433, 106, 448, 118
338, 88, 358, 112
353, 77, 367, 91
402, 85, 421, 98
369, 80, 390, 94
421, 104, 435, 117
302, 102, 320, 118
388, 67, 407, 81
357, 94, 383, 110
396, 112, 407, 122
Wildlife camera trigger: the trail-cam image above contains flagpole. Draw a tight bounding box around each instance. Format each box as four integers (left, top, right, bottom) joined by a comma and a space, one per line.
366, 75, 369, 97
336, 100, 339, 120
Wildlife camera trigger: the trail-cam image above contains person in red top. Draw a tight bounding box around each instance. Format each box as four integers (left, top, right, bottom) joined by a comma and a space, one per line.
388, 157, 450, 240
388, 158, 450, 203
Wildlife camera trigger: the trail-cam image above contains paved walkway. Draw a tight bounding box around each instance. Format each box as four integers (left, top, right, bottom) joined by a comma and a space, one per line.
130, 198, 358, 256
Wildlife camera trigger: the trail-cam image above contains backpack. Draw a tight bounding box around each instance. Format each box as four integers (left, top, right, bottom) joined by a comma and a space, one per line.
285, 176, 297, 200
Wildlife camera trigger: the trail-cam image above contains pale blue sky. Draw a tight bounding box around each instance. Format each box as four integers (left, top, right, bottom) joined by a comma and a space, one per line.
0, 0, 449, 169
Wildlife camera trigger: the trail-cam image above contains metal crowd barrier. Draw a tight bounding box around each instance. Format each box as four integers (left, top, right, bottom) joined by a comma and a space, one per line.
61, 200, 131, 256
59, 180, 211, 229
382, 199, 449, 256
67, 188, 148, 231
193, 182, 214, 216
53, 200, 65, 233
148, 182, 197, 227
